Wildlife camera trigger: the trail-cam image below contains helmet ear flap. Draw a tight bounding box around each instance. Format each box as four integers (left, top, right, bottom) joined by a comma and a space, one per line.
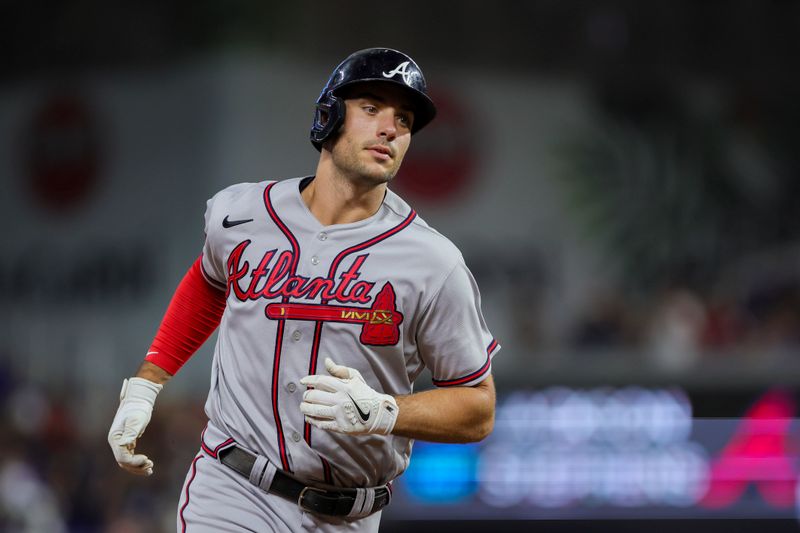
310, 92, 346, 151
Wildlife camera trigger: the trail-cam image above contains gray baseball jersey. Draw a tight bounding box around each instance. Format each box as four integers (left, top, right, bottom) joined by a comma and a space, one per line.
198, 176, 499, 488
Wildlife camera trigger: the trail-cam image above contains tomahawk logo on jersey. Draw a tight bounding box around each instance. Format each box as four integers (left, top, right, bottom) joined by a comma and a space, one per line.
226, 245, 403, 346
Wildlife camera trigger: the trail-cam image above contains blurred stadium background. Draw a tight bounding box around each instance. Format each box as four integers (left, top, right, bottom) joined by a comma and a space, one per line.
2, 1, 800, 531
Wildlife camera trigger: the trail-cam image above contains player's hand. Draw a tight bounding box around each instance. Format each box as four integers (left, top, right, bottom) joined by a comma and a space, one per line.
107, 377, 163, 476
300, 358, 399, 436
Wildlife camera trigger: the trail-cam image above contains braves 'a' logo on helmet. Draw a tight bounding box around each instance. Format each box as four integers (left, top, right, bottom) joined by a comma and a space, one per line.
382, 61, 415, 86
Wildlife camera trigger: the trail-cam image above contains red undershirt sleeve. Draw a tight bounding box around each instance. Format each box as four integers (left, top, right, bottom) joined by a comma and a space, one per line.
144, 256, 227, 375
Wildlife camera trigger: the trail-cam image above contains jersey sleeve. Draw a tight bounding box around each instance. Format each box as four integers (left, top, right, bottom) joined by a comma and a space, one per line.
200, 191, 229, 291
416, 260, 500, 387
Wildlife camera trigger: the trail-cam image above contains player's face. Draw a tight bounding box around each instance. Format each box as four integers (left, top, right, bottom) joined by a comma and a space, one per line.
329, 84, 414, 185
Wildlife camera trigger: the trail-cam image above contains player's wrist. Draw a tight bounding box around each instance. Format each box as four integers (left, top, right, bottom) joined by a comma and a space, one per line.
374, 393, 399, 435
135, 360, 174, 385
121, 376, 163, 406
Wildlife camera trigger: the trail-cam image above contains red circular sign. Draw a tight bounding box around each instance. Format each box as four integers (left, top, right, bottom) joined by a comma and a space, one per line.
26, 93, 100, 212
394, 88, 479, 203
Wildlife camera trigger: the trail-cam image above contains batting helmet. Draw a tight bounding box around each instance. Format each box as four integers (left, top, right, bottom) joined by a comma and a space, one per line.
310, 48, 437, 151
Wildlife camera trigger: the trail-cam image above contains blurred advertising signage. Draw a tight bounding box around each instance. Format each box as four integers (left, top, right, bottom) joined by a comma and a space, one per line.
26, 92, 101, 213
388, 387, 799, 520
394, 88, 478, 204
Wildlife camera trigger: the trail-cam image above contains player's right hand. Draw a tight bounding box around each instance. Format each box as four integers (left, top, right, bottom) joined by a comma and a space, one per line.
107, 377, 163, 476
300, 358, 399, 436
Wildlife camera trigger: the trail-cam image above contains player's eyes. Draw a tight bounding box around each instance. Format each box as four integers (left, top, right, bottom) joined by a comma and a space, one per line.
363, 105, 378, 114
397, 114, 412, 129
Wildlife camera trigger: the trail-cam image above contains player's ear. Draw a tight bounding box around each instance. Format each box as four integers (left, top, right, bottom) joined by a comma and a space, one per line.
321, 136, 336, 153
320, 110, 347, 153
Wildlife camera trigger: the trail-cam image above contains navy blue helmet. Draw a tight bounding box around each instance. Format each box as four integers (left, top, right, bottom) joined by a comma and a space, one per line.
310, 48, 437, 151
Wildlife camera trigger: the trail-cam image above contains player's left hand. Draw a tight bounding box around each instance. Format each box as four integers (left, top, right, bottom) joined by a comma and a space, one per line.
107, 377, 162, 476
300, 358, 399, 436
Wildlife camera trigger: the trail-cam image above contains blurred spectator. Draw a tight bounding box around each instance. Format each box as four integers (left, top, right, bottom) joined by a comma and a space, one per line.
744, 280, 800, 350
0, 456, 66, 532
0, 360, 207, 533
644, 287, 707, 372
570, 289, 633, 348
700, 293, 746, 350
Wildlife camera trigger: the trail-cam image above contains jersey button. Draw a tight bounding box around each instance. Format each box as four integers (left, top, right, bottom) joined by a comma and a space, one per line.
311, 256, 320, 265
318, 232, 328, 241
292, 330, 301, 341
286, 382, 297, 393
292, 431, 302, 442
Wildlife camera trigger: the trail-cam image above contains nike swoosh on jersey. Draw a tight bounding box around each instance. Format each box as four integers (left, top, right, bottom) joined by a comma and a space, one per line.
347, 393, 371, 422
223, 215, 254, 228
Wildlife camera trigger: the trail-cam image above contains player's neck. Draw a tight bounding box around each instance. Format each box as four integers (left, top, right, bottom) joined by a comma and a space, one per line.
303, 166, 387, 227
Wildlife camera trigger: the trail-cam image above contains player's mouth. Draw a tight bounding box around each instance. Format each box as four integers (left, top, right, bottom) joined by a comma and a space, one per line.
366, 144, 393, 161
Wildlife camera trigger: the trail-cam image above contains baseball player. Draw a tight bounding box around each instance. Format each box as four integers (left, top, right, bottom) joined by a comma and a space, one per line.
108, 48, 500, 532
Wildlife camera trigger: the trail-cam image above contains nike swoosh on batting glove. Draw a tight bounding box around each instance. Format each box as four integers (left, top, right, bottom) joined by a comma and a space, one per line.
299, 358, 398, 436
107, 377, 162, 476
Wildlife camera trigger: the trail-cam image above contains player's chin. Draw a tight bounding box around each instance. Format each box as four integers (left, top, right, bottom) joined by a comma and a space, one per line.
358, 165, 398, 185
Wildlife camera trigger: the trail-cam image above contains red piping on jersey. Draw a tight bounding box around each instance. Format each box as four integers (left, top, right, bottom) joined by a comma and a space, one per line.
432, 338, 499, 387
304, 209, 417, 472
487, 338, 499, 356
199, 427, 236, 459
263, 184, 301, 267
304, 321, 334, 483
302, 323, 334, 483
270, 322, 291, 470
263, 181, 301, 473
179, 454, 203, 532
304, 320, 324, 446
326, 210, 417, 282
200, 255, 227, 291
321, 454, 333, 484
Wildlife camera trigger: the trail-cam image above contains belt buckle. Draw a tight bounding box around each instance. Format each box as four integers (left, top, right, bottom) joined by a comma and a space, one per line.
297, 485, 327, 513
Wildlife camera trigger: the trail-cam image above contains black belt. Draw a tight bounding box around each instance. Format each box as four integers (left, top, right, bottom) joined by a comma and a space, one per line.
218, 445, 391, 517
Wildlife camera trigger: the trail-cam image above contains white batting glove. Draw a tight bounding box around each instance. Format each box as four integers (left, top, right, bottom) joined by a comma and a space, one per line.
107, 377, 162, 476
300, 358, 399, 436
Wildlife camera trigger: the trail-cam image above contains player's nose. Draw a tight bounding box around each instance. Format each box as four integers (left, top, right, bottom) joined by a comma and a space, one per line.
376, 109, 397, 141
